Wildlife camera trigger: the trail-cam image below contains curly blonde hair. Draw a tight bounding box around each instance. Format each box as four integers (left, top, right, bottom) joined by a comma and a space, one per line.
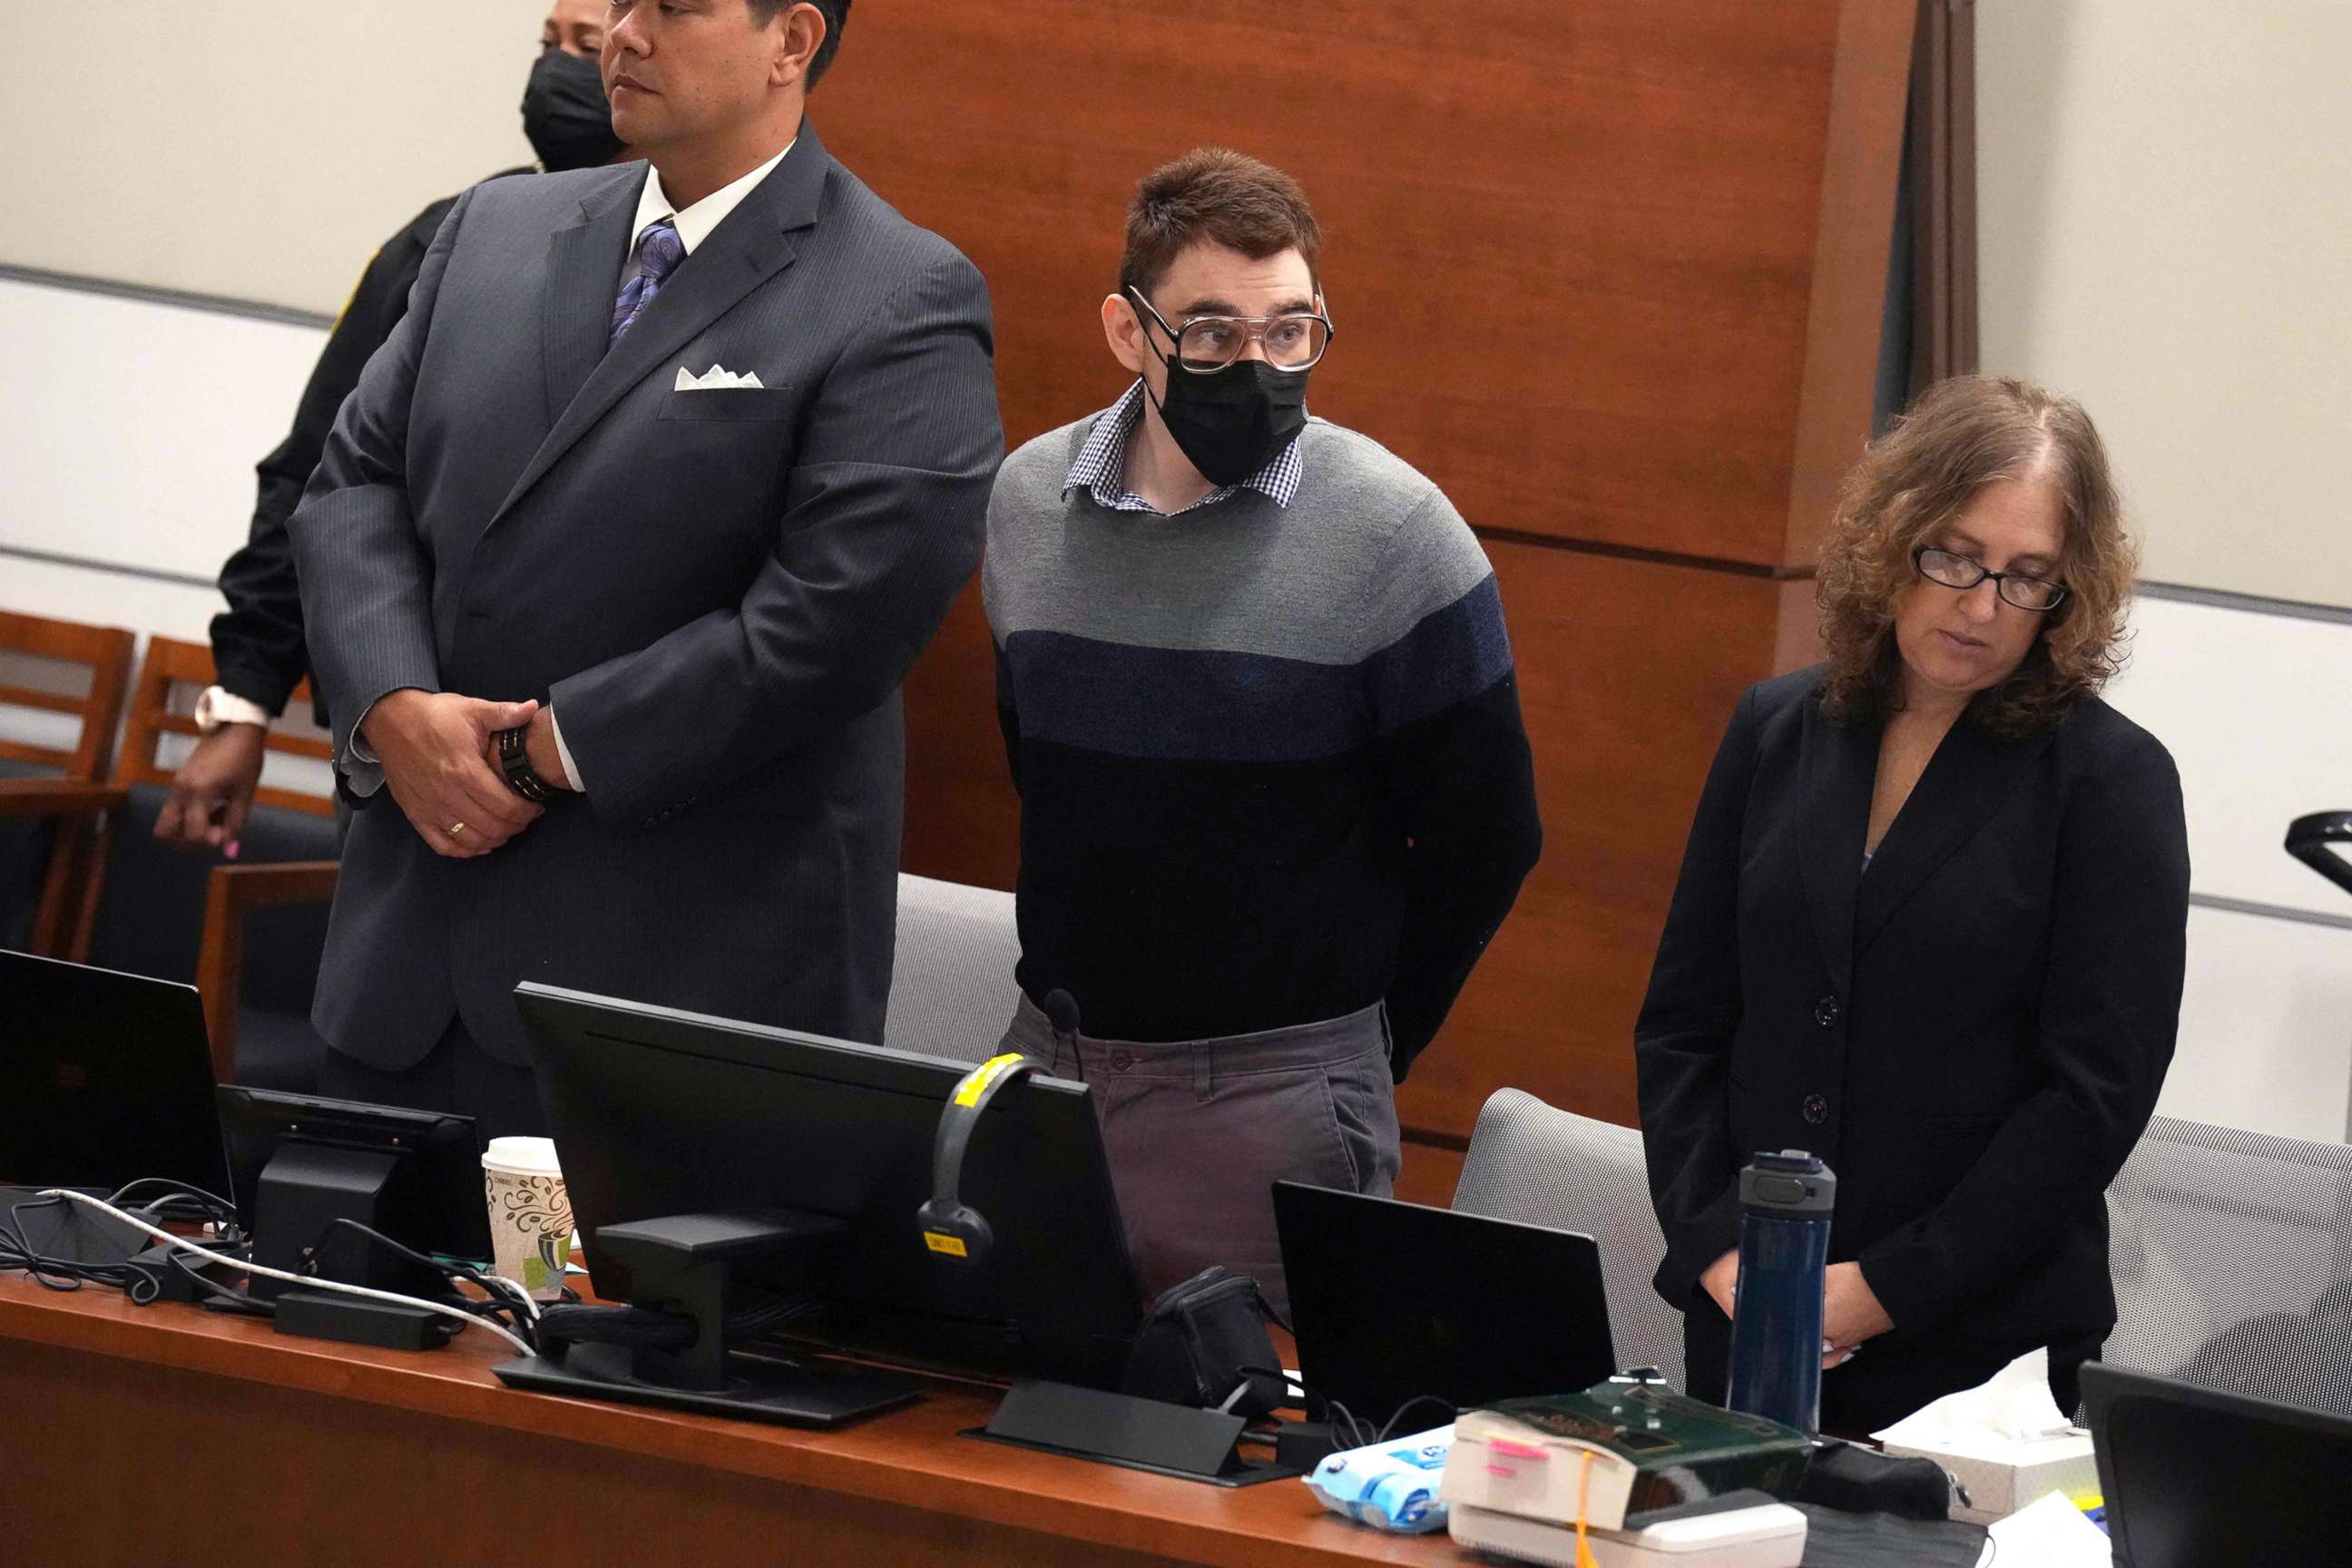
1816, 375, 2137, 737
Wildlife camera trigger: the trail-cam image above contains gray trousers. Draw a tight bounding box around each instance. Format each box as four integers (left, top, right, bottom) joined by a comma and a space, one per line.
999, 995, 1402, 1316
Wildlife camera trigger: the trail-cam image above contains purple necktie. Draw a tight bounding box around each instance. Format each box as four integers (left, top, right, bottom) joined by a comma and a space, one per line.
608, 219, 685, 347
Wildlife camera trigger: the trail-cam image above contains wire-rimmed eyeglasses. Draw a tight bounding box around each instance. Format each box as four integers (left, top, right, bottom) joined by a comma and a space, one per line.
1125, 287, 1334, 374
1912, 545, 2070, 612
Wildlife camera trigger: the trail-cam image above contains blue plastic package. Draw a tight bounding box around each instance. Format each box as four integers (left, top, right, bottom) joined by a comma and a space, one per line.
1303, 1425, 1454, 1534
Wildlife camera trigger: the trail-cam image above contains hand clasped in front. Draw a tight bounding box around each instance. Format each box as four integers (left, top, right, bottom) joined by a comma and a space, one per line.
362, 690, 546, 858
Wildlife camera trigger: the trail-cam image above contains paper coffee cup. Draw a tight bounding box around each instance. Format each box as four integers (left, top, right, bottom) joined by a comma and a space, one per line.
481, 1136, 574, 1301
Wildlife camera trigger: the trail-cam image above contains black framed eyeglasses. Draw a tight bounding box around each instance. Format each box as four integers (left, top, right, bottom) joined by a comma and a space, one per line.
1125, 287, 1334, 374
1912, 545, 2070, 612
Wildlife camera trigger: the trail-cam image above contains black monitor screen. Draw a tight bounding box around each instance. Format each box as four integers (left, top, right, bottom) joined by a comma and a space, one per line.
2084, 1362, 2352, 1566
515, 984, 1142, 1390
218, 1085, 491, 1268
1, 951, 228, 1194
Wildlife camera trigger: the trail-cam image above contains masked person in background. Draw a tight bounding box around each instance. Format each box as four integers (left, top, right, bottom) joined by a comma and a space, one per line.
983, 149, 1544, 1312
158, 0, 633, 853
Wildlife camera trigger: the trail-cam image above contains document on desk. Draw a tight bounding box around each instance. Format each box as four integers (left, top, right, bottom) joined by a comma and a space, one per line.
1984, 1491, 2111, 1566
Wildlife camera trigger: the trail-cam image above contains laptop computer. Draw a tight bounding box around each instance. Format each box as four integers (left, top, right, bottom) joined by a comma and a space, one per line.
0, 950, 229, 1194
1273, 1181, 1615, 1424
2082, 1361, 2352, 1566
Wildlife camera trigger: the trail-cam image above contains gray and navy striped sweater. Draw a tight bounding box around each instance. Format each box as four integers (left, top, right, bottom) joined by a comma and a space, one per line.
983, 407, 1543, 1082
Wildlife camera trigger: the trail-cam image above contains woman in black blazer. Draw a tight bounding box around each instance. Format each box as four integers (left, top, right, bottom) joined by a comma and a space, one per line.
1636, 377, 2190, 1436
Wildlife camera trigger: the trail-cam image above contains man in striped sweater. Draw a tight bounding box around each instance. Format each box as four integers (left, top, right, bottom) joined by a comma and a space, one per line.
983, 149, 1543, 1309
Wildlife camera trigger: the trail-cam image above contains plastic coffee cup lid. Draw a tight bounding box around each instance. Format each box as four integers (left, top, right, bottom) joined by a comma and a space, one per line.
481, 1135, 563, 1176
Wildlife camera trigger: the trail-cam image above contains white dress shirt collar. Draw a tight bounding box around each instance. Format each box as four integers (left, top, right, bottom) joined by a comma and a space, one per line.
629, 140, 795, 257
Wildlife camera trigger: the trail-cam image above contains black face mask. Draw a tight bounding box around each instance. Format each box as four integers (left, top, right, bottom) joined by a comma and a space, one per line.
1145, 356, 1309, 489
522, 50, 622, 172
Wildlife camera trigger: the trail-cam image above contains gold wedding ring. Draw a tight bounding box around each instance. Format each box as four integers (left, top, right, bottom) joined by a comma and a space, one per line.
448, 821, 468, 837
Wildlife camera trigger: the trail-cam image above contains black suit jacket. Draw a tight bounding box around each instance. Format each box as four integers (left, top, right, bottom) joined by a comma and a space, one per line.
211, 172, 533, 724
1635, 666, 2190, 1427
289, 123, 1003, 1069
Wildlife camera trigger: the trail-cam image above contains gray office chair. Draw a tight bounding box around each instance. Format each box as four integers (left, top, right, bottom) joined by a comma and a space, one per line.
1453, 1087, 1683, 1388
2103, 1114, 2352, 1416
882, 872, 1023, 1065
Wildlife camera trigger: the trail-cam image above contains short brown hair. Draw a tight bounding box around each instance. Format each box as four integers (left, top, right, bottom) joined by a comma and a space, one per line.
1816, 375, 2137, 738
747, 0, 850, 87
1118, 148, 1322, 300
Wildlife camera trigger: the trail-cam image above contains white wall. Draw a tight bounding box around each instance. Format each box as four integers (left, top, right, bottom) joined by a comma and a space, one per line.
0, 283, 338, 798
1, 279, 326, 658
0, 279, 329, 593
2105, 596, 2352, 925
2104, 594, 2352, 1143
2162, 904, 2352, 1145
1, 551, 220, 647
0, 2, 544, 318
1977, 0, 2352, 611
1977, 0, 2352, 1142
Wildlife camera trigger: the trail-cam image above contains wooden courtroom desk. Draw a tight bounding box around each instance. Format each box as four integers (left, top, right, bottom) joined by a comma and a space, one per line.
0, 1276, 1463, 1567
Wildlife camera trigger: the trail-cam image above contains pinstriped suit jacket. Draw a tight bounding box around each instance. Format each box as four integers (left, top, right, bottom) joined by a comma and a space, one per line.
288, 122, 1003, 1070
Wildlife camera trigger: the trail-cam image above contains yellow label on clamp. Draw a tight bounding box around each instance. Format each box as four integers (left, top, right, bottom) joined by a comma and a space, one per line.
922, 1231, 969, 1257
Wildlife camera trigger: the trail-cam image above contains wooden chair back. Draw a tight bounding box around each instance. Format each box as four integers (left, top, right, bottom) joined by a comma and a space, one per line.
0, 610, 136, 952
83, 638, 342, 1083
0, 609, 135, 781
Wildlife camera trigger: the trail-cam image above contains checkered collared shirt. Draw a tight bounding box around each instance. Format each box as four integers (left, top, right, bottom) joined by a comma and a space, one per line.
1062, 381, 1305, 515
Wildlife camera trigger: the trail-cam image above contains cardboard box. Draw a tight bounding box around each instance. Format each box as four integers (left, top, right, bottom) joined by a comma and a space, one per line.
1878, 1428, 2100, 1524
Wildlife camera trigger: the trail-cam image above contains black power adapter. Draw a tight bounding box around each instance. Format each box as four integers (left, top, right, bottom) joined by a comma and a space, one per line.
1271, 1416, 1351, 1473
273, 1289, 455, 1351
123, 1242, 244, 1305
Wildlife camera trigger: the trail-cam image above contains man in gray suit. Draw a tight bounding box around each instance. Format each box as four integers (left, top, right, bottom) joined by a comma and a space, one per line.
289, 0, 1000, 1137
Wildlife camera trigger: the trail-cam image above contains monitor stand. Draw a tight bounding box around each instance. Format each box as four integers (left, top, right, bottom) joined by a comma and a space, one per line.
243, 1139, 462, 1348
493, 1210, 923, 1428
965, 1377, 1306, 1488
249, 1139, 437, 1300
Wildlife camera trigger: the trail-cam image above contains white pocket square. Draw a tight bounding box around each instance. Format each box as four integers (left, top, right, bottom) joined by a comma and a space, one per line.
673, 363, 767, 391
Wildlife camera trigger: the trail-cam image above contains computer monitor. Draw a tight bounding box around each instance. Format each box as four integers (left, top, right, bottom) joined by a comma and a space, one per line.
2082, 1361, 2352, 1566
514, 984, 1144, 1394
0, 951, 228, 1194
217, 1085, 489, 1299
1274, 1181, 1616, 1422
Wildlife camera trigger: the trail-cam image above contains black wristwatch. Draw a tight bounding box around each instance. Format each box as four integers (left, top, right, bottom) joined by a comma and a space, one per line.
494, 724, 562, 804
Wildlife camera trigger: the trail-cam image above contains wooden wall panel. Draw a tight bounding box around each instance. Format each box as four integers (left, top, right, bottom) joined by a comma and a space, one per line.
851, 3, 1916, 1136
1392, 545, 1787, 1142
1780, 0, 1924, 568
822, 0, 1855, 564
899, 579, 1018, 893
1394, 1142, 1467, 1210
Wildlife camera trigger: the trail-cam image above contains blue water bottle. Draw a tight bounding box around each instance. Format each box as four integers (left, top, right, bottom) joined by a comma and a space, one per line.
1725, 1149, 1836, 1435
